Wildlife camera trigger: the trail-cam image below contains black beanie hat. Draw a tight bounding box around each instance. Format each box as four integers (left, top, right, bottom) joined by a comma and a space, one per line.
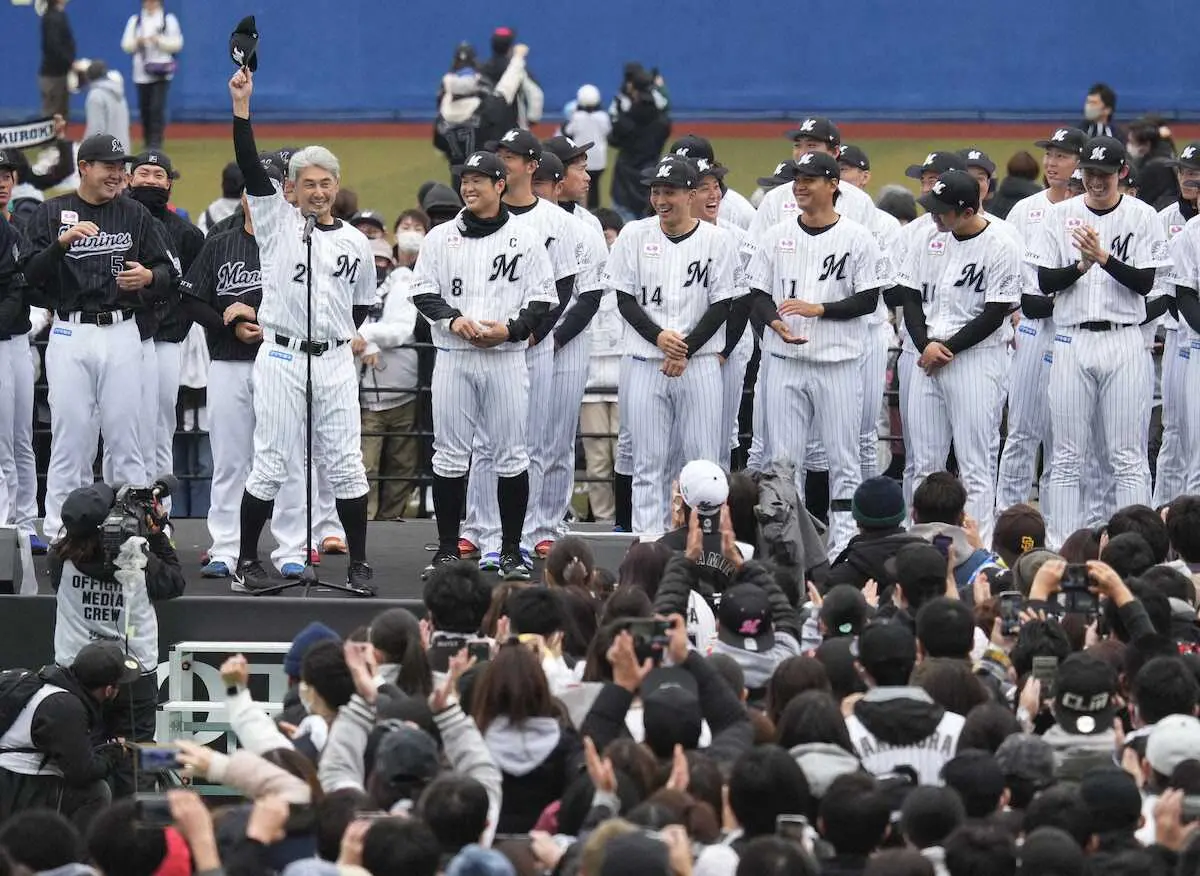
852, 476, 906, 528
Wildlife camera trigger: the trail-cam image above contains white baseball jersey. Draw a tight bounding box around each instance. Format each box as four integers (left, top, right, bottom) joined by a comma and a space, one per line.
602, 218, 739, 358
1007, 189, 1062, 305
245, 184, 376, 340
749, 176, 876, 242
719, 187, 757, 230
566, 202, 604, 238
899, 222, 1022, 346
1028, 195, 1170, 327
863, 207, 901, 325
1170, 215, 1200, 299
746, 216, 888, 362
508, 197, 585, 283
410, 216, 557, 350
1157, 202, 1195, 332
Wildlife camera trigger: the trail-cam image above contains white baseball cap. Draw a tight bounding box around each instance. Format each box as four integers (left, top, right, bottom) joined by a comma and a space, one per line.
678, 460, 728, 516
1146, 713, 1200, 776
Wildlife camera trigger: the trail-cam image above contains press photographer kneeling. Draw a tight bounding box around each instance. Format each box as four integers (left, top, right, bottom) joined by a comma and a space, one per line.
49, 481, 187, 790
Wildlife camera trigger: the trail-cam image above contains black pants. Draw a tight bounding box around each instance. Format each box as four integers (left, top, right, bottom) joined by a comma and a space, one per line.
137, 80, 170, 148
103, 672, 159, 796
0, 769, 111, 831
587, 169, 604, 209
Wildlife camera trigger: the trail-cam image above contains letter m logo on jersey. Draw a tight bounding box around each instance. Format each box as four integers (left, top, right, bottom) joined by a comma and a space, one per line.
1110, 233, 1134, 262
683, 258, 712, 288
489, 253, 523, 282
954, 262, 987, 294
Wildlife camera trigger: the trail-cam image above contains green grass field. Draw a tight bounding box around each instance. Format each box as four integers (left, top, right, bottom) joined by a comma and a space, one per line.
159, 136, 1037, 221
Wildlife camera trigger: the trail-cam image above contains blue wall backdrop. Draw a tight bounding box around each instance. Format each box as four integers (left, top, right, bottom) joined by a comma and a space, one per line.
2, 0, 1197, 121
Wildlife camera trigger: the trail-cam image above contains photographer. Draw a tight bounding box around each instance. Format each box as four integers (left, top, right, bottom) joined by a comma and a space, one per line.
49, 482, 186, 780
607, 62, 671, 221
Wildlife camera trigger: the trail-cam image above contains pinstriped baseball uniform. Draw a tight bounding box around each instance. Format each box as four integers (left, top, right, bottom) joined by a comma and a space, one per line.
1152, 202, 1194, 506
411, 212, 557, 481
462, 197, 583, 555
718, 187, 756, 230
902, 221, 1022, 546
860, 207, 901, 478
1167, 215, 1200, 494
1029, 194, 1169, 546
746, 215, 888, 554
243, 182, 376, 502
749, 177, 876, 241
604, 217, 739, 534
719, 219, 757, 455
527, 214, 608, 547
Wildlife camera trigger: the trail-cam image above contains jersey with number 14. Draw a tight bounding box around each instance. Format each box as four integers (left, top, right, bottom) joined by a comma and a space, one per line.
602, 218, 739, 359
746, 216, 888, 362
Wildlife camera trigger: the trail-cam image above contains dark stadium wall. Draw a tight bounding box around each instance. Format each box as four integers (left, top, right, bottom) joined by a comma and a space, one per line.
2, 0, 1197, 121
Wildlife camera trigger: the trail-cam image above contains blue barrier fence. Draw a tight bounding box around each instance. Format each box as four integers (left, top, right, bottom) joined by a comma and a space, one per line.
1, 0, 1197, 121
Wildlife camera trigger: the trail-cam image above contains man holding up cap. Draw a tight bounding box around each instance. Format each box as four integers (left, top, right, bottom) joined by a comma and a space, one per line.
603, 155, 740, 535
0, 641, 139, 828
18, 133, 179, 542
898, 170, 1022, 546
743, 151, 889, 554
995, 128, 1085, 518
1028, 136, 1169, 546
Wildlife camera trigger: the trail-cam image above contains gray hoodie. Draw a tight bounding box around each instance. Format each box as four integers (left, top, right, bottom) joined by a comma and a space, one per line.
787, 742, 862, 797
710, 631, 802, 690
84, 73, 130, 149
483, 716, 562, 777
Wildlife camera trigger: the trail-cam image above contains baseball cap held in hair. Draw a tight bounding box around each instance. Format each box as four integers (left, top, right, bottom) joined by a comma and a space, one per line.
717, 584, 774, 652
852, 476, 905, 528
678, 459, 727, 515
1052, 653, 1118, 735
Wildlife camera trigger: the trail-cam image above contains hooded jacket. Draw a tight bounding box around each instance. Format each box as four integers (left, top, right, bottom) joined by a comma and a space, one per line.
907, 522, 1001, 600
987, 176, 1043, 220
844, 686, 965, 785
826, 528, 927, 592
483, 715, 582, 833
84, 74, 131, 150
788, 742, 861, 797
1040, 725, 1117, 781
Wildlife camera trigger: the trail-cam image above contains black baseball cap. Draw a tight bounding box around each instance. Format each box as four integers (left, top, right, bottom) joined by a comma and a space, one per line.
905, 150, 966, 179
374, 721, 440, 789
670, 134, 715, 163
460, 151, 507, 181
792, 151, 840, 180
1052, 653, 1118, 735
917, 170, 980, 215
820, 585, 869, 638
533, 152, 564, 183
717, 584, 775, 652
885, 542, 948, 594
488, 128, 542, 160
959, 148, 996, 176
1034, 127, 1088, 156
78, 133, 132, 164
641, 155, 698, 189
785, 117, 841, 147
130, 150, 180, 180
350, 210, 386, 232
1169, 142, 1200, 170
757, 159, 798, 187
542, 135, 591, 165
837, 144, 870, 171
229, 15, 258, 72
0, 149, 20, 171
71, 641, 143, 688
857, 622, 917, 679
1078, 136, 1127, 174
61, 483, 115, 537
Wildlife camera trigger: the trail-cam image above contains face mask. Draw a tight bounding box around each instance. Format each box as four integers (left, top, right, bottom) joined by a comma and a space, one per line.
1084, 103, 1103, 122
298, 680, 317, 714
394, 229, 425, 256
129, 184, 170, 213
376, 265, 392, 287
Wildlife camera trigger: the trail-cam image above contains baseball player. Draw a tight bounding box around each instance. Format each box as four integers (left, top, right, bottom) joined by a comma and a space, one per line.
18, 133, 179, 541
995, 128, 1085, 516
179, 162, 315, 580
410, 149, 556, 579
670, 134, 756, 230
523, 148, 609, 554
603, 155, 740, 535
1150, 142, 1200, 506
1028, 136, 1169, 546
744, 151, 888, 554
899, 171, 1022, 546
126, 150, 205, 490
1167, 184, 1200, 493
228, 67, 376, 594
543, 135, 606, 238
458, 128, 581, 568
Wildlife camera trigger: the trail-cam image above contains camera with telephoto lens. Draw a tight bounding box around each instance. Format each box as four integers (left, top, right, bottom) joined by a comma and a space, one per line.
100, 476, 176, 564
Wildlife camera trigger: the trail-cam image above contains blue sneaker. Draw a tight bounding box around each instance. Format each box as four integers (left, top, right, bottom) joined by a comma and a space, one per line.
281, 563, 305, 579
520, 547, 533, 571
478, 552, 500, 572
612, 525, 627, 533
201, 560, 231, 578
29, 534, 48, 555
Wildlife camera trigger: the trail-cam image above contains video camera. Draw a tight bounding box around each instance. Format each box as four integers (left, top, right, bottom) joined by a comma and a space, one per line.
100, 475, 176, 563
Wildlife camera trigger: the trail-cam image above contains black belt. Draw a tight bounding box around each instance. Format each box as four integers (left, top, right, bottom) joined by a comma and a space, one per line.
268, 331, 350, 357
56, 309, 135, 326
1077, 321, 1135, 332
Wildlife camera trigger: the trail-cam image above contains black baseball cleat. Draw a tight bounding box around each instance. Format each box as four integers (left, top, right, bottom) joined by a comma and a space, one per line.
230, 559, 273, 594
499, 551, 531, 581
346, 561, 377, 596
421, 550, 459, 581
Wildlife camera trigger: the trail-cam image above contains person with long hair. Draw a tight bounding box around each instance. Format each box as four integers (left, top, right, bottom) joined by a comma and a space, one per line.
367, 608, 433, 697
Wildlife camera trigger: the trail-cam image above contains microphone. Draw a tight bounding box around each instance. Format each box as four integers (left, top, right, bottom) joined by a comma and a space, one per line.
302, 212, 317, 243
151, 474, 179, 500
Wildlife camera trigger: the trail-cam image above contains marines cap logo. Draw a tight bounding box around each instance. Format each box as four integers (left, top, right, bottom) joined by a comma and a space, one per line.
968, 150, 983, 160
1090, 146, 1107, 161
696, 158, 711, 172
932, 180, 947, 195
675, 147, 690, 157
656, 163, 672, 178
799, 119, 816, 132
798, 153, 813, 165
924, 153, 937, 167
465, 154, 482, 167
1183, 146, 1197, 160
501, 130, 519, 143
774, 162, 788, 176
1051, 129, 1068, 142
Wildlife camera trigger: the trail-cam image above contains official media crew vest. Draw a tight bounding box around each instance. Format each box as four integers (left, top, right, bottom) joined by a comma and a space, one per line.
0, 685, 70, 776
53, 559, 158, 673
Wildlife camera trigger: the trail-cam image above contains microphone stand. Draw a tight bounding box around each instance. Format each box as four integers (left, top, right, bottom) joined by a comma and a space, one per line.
252, 216, 369, 598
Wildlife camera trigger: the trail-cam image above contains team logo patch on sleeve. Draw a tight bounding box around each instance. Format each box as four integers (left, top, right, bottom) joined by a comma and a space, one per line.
60, 210, 78, 226
1066, 217, 1083, 230
1170, 224, 1184, 237
1027, 208, 1044, 223
929, 238, 946, 255
777, 238, 796, 254
643, 243, 661, 258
